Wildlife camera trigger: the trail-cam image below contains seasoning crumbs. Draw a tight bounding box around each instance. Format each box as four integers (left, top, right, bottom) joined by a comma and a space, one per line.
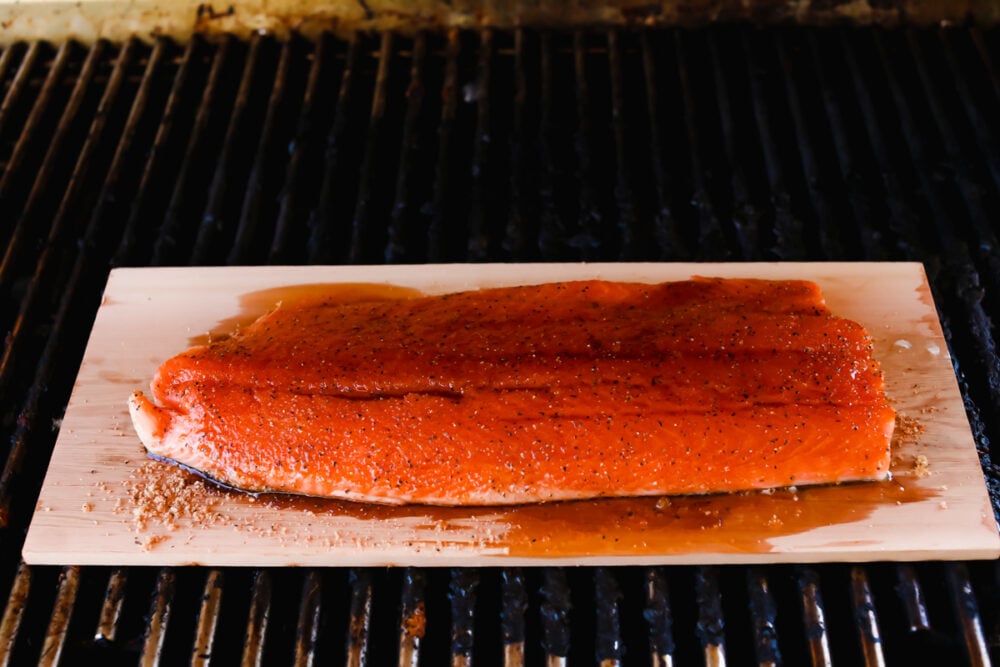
894, 414, 925, 445
111, 461, 230, 539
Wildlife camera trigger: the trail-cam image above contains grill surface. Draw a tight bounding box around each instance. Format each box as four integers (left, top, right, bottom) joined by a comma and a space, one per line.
0, 27, 999, 665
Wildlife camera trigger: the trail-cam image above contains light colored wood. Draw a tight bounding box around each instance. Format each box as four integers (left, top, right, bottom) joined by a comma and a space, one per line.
21, 263, 1000, 566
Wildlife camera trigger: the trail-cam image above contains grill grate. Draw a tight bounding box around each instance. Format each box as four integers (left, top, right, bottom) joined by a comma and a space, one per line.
0, 27, 998, 664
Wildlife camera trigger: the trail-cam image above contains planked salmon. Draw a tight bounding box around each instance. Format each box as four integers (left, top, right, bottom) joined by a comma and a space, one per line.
128, 278, 896, 505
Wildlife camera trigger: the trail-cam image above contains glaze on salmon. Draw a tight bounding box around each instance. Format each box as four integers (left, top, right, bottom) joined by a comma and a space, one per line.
129, 278, 895, 505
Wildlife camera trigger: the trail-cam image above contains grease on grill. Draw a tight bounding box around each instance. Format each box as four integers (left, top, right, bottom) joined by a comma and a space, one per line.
401, 601, 426, 638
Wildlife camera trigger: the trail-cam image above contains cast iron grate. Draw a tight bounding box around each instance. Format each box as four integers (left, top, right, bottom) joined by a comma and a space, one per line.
0, 27, 997, 664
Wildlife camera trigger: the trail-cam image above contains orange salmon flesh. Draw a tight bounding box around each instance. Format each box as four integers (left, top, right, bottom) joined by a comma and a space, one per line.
129, 278, 895, 505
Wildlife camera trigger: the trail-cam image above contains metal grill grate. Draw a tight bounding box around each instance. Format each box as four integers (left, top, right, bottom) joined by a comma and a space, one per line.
0, 27, 998, 664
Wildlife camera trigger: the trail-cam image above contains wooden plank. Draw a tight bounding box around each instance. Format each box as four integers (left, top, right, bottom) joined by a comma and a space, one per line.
22, 263, 1000, 566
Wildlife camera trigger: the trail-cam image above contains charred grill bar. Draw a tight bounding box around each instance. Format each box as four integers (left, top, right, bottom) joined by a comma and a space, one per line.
0, 26, 999, 664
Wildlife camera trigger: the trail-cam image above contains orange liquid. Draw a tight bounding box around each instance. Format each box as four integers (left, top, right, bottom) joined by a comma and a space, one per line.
224, 474, 932, 557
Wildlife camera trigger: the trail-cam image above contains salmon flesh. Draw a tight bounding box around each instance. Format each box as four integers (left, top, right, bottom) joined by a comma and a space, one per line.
129, 278, 895, 505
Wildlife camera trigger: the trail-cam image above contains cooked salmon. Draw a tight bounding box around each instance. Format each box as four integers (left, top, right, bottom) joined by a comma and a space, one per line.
129, 278, 896, 505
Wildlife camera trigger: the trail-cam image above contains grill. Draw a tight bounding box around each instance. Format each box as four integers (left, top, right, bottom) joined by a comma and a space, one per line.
1, 26, 1000, 665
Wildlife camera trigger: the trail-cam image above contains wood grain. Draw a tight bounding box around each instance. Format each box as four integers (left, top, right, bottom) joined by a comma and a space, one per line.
22, 263, 1000, 566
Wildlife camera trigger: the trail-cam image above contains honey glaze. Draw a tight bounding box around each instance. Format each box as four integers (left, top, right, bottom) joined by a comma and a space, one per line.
188, 283, 424, 346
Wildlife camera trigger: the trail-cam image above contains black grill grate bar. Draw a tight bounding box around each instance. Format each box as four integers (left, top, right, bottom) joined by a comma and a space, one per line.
385, 31, 428, 264
570, 31, 602, 260
0, 38, 132, 426
535, 32, 570, 262
294, 570, 323, 665
773, 34, 843, 260
0, 42, 35, 141
241, 569, 272, 667
797, 568, 832, 667
0, 41, 105, 296
113, 38, 197, 266
191, 33, 266, 265
347, 569, 373, 666
594, 567, 624, 665
805, 32, 885, 261
706, 31, 757, 261
269, 34, 330, 264
191, 569, 225, 665
947, 563, 992, 666
95, 567, 128, 643
983, 561, 1000, 659
747, 569, 781, 666
0, 44, 16, 83
895, 565, 931, 634
425, 29, 460, 262
152, 36, 235, 266
0, 562, 30, 666
38, 566, 79, 667
500, 568, 527, 666
399, 568, 426, 667
540, 568, 571, 662
0, 41, 62, 203
229, 39, 294, 265
644, 567, 675, 666
348, 31, 394, 264
850, 566, 885, 667
674, 31, 727, 260
500, 28, 530, 260
970, 29, 1000, 101
607, 30, 639, 260
694, 567, 727, 665
307, 33, 360, 264
639, 32, 686, 260
450, 568, 480, 664
142, 568, 176, 667
465, 28, 494, 262
740, 31, 804, 260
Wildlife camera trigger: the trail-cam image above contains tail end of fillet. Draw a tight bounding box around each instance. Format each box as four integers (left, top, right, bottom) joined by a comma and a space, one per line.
128, 391, 170, 454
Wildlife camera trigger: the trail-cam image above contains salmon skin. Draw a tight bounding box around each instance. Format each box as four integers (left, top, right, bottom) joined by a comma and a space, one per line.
129, 278, 895, 506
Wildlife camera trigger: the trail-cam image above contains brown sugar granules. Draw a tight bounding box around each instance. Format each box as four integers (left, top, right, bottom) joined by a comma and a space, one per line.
894, 414, 925, 445
887, 414, 930, 479
115, 461, 231, 534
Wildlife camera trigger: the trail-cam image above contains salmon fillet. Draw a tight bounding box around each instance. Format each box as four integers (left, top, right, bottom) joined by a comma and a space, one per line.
129, 278, 895, 505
